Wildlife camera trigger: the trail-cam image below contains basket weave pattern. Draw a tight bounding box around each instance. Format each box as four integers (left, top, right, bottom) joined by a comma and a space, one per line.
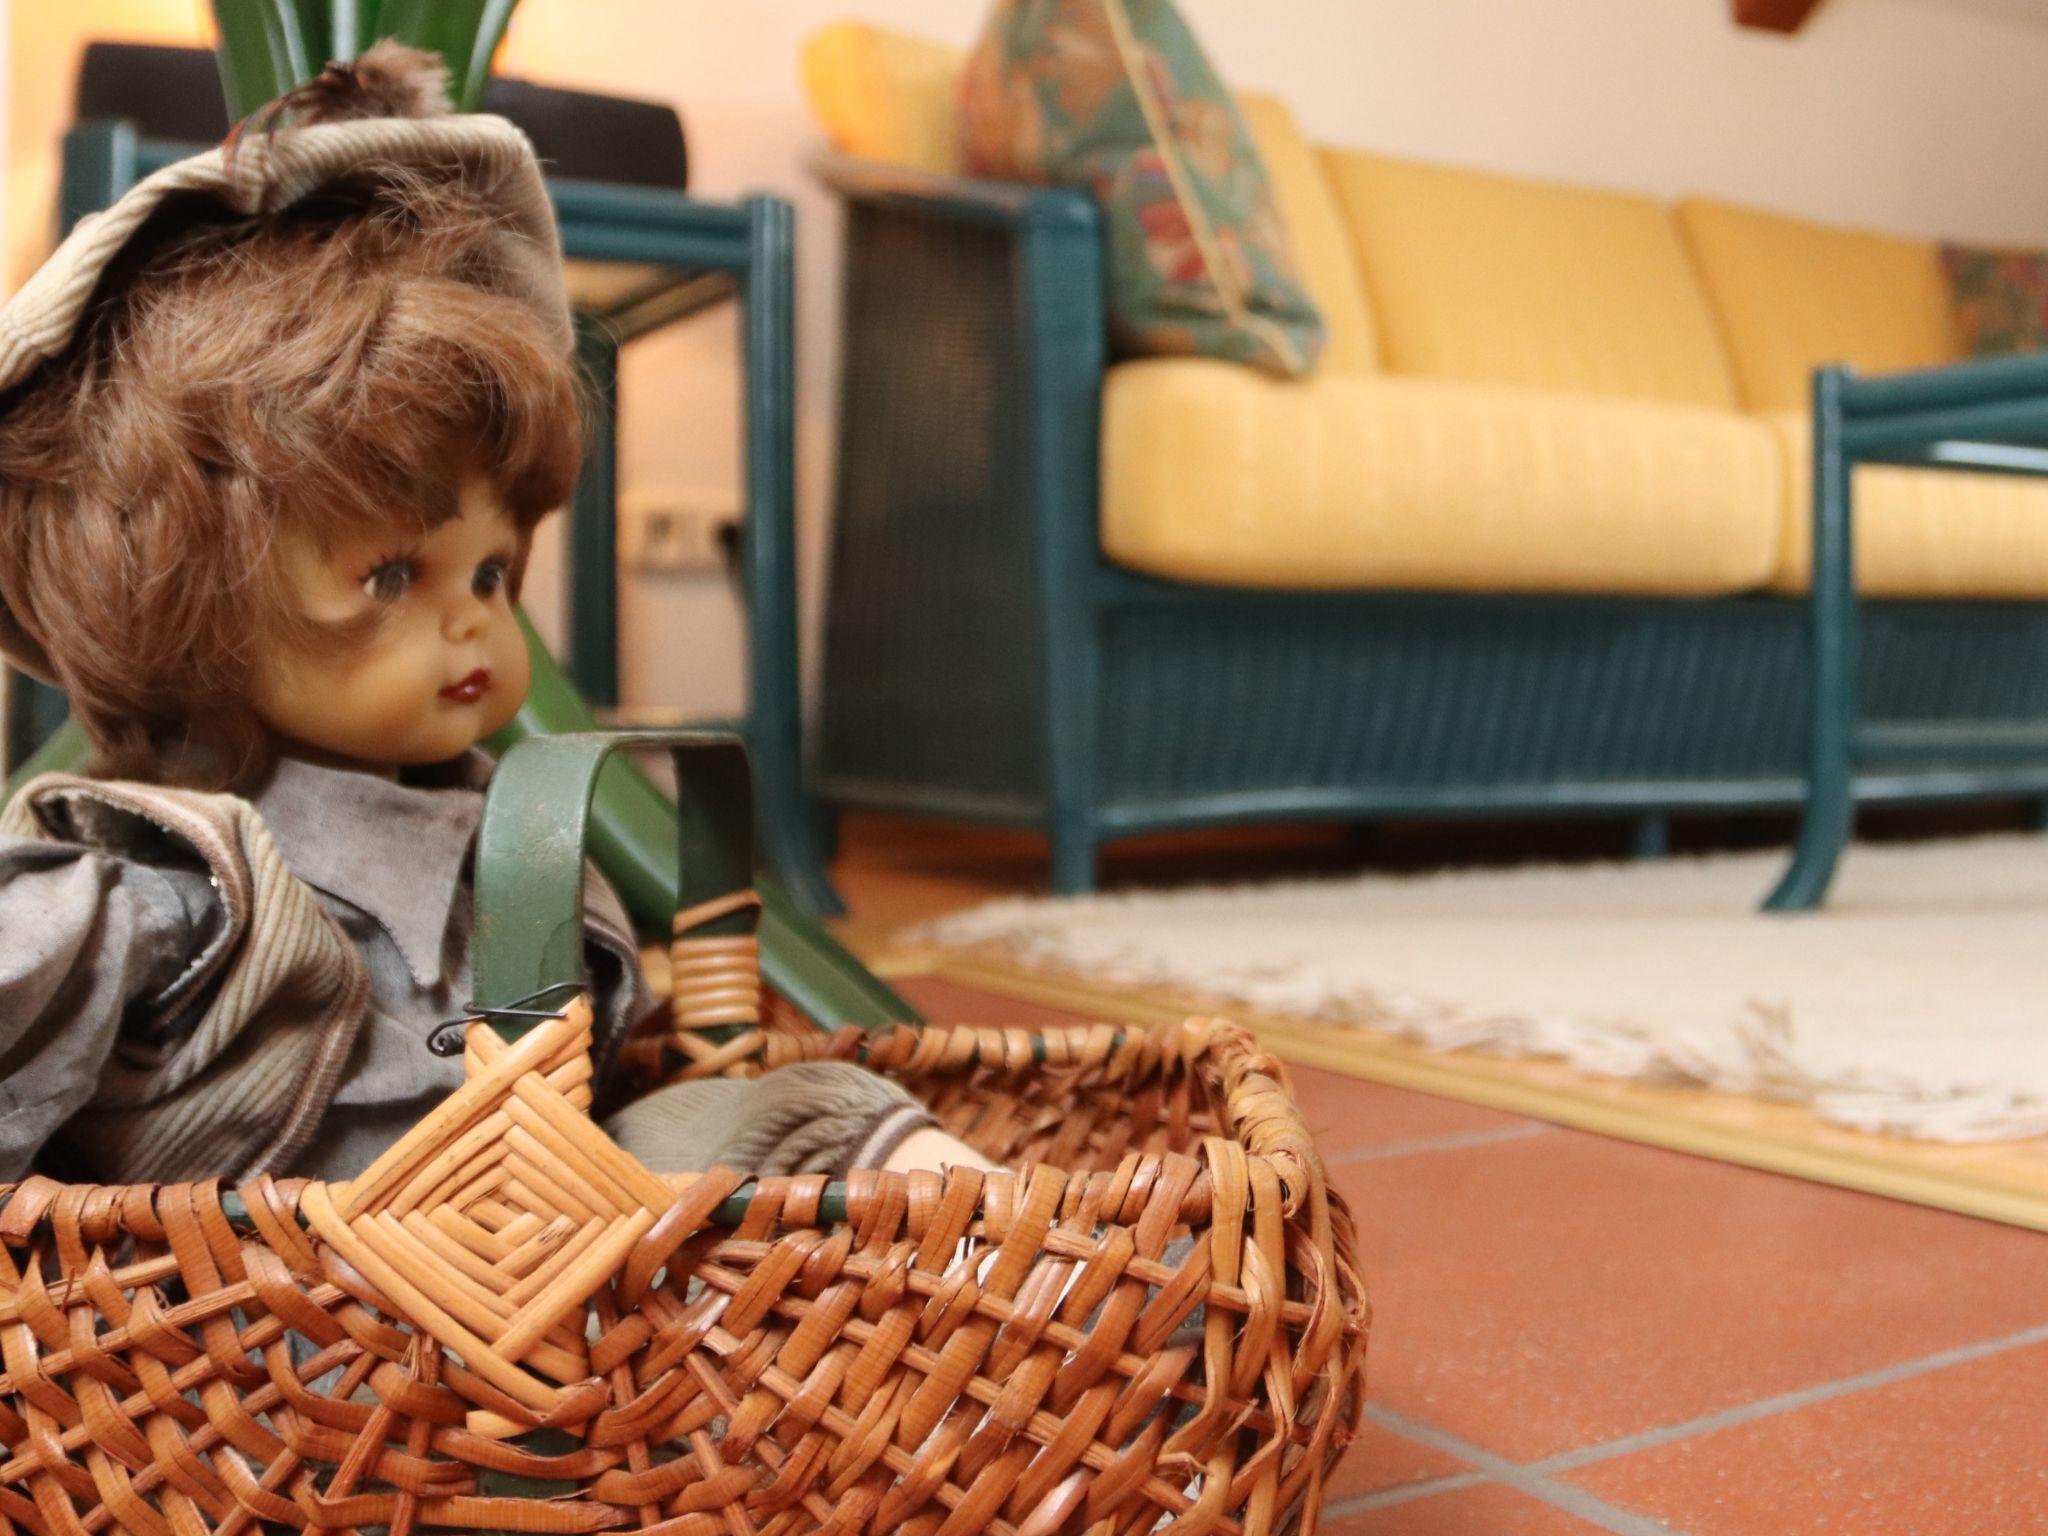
0, 951, 1367, 1535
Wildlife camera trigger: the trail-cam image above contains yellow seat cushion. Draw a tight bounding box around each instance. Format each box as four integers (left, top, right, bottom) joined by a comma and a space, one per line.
1765, 414, 2048, 596
800, 23, 965, 175
1234, 95, 1378, 375
1101, 359, 1782, 594
1678, 200, 1961, 413
1319, 149, 1739, 409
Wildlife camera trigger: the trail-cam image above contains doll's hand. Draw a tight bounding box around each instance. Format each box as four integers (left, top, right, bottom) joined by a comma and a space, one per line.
882, 1125, 1004, 1175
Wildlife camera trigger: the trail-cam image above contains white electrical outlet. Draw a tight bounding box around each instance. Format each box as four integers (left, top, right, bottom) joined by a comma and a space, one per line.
625, 494, 737, 575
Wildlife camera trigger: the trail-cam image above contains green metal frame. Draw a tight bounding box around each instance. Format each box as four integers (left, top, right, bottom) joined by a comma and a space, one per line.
813, 156, 2048, 898
1768, 354, 2048, 909
3, 117, 840, 915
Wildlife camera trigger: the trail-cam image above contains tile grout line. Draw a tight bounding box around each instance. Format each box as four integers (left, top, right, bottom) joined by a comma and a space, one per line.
1324, 1322, 2048, 1525
1356, 1407, 1689, 1535
1321, 1122, 1555, 1167
1529, 1318, 2048, 1476
1320, 1469, 1491, 1519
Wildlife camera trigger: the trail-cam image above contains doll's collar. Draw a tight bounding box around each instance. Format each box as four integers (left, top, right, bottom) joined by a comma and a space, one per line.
251, 749, 494, 988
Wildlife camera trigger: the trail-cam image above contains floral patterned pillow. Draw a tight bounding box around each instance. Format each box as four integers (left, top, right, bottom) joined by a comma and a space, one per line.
1940, 243, 2048, 358
959, 0, 1326, 378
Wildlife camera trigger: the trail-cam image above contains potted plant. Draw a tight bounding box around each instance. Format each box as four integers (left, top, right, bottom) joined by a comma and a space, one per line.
210, 0, 521, 115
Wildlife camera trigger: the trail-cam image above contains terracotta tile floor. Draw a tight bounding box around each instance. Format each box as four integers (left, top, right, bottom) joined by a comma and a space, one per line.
838, 813, 2048, 1536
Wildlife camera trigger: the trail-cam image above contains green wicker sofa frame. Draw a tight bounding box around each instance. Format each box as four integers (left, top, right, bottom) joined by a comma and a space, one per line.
811, 155, 2048, 898
1772, 356, 2048, 908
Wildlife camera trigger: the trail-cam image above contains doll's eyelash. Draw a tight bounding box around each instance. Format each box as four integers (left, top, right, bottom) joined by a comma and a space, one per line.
361, 554, 419, 603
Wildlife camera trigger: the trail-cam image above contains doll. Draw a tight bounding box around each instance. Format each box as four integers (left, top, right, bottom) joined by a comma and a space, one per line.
0, 44, 987, 1190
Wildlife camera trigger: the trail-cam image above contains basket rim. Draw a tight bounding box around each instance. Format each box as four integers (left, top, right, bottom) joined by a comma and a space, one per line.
0, 1015, 1320, 1235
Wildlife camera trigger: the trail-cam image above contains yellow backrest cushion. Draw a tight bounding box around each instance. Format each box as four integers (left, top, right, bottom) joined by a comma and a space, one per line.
1677, 198, 1961, 412
800, 22, 965, 175
1234, 95, 1378, 375
1319, 148, 1738, 408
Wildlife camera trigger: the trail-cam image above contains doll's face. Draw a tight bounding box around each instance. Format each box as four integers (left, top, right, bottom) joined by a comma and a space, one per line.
251, 470, 532, 770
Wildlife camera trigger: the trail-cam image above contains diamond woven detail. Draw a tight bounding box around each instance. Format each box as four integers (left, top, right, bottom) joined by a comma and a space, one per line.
301, 999, 673, 1422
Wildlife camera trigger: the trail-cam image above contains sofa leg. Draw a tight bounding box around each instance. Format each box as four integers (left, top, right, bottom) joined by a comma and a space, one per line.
1630, 814, 1671, 860
811, 801, 841, 864
1766, 365, 1857, 913
1049, 823, 1099, 896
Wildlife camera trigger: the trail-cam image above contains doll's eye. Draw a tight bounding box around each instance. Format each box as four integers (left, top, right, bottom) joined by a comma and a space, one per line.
473, 558, 510, 600
362, 557, 417, 603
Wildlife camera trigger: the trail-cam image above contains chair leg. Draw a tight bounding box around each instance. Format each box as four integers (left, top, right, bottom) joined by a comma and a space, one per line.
811, 801, 841, 864
1050, 820, 1099, 895
1767, 367, 1857, 913
1768, 767, 1855, 912
740, 195, 841, 917
1630, 813, 1671, 860
567, 314, 621, 708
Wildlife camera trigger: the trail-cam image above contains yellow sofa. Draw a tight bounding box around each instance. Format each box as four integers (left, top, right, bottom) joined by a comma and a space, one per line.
804, 22, 2048, 600
803, 22, 2048, 891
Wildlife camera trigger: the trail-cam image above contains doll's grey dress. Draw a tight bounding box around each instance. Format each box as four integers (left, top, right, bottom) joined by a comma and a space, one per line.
0, 750, 933, 1184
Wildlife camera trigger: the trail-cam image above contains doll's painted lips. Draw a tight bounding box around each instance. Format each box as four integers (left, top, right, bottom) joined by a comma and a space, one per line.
441, 668, 491, 704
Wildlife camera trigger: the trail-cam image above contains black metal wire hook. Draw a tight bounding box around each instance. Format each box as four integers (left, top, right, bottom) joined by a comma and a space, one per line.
427, 980, 585, 1057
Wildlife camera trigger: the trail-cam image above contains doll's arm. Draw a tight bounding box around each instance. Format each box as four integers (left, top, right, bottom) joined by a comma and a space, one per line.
603, 1062, 940, 1176
0, 837, 221, 1178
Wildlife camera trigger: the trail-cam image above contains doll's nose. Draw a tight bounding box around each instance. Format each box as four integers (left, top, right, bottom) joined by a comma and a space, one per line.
444, 592, 490, 643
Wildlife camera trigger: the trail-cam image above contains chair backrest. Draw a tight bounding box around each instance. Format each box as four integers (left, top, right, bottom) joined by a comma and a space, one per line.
1319, 146, 1741, 410
1677, 196, 1961, 412
76, 41, 689, 190
800, 22, 966, 176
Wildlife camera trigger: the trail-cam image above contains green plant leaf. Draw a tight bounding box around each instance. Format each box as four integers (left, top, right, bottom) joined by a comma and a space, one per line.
376, 0, 489, 109
288, 0, 332, 64
328, 0, 377, 58
461, 0, 523, 112
211, 0, 520, 117
210, 0, 316, 117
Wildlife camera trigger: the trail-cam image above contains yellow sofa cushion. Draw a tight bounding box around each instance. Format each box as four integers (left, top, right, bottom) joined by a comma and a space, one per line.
1101, 359, 1782, 594
1765, 414, 2048, 596
1678, 200, 1961, 413
1318, 149, 1739, 409
800, 22, 965, 175
1235, 95, 1378, 375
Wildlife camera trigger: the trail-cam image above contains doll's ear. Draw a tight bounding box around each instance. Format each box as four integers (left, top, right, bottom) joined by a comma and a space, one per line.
289, 39, 452, 127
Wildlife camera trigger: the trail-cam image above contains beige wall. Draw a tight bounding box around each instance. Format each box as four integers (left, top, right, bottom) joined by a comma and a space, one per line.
15, 0, 2048, 722
6, 1, 209, 291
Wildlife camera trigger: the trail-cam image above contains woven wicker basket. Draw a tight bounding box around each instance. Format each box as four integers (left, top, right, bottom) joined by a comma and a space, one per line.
0, 732, 1367, 1536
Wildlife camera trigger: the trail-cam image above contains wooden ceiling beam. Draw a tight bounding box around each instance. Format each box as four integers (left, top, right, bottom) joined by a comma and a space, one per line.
1734, 0, 1830, 33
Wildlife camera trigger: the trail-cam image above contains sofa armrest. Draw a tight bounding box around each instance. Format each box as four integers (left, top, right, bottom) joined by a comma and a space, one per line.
811, 152, 1107, 814
810, 150, 1098, 233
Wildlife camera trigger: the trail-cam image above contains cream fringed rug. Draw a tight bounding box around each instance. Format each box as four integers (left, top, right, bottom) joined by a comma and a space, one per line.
902, 835, 2048, 1159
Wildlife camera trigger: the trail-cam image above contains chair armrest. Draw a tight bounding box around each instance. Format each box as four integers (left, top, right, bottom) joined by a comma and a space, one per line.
1837, 348, 2048, 418
809, 150, 1100, 234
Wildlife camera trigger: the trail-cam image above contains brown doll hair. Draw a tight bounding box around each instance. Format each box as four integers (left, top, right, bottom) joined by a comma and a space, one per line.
0, 166, 582, 791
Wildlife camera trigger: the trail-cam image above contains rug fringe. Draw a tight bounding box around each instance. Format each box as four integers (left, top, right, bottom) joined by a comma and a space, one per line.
911, 909, 2048, 1145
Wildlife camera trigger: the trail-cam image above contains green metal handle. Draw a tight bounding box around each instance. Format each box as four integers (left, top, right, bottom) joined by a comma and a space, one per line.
496, 615, 916, 1030
472, 730, 753, 1036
